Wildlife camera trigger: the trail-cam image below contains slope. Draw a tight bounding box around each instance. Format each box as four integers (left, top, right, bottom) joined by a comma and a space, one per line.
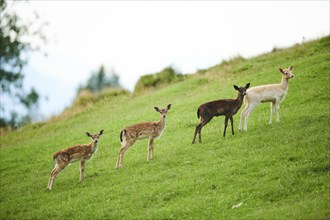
0, 36, 329, 219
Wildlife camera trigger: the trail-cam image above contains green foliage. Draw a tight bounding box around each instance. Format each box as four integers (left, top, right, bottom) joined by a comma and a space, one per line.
134, 66, 184, 93
78, 65, 121, 94
0, 0, 47, 127
73, 88, 128, 108
0, 36, 329, 219
71, 66, 127, 122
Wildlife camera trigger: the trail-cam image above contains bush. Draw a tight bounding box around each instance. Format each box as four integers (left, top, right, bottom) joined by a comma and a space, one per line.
134, 66, 183, 93
73, 88, 128, 108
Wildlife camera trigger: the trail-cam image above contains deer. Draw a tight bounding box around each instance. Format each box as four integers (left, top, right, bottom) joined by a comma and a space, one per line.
47, 130, 103, 190
192, 83, 250, 144
115, 104, 171, 169
239, 66, 295, 132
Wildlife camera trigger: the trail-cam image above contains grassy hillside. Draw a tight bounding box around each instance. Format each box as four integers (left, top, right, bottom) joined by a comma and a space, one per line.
0, 36, 329, 219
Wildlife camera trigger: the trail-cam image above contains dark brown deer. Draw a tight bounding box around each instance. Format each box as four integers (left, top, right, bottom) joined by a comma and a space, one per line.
192, 83, 250, 144
47, 130, 103, 190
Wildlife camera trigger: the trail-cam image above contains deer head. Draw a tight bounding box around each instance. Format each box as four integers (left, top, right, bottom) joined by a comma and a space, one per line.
233, 83, 250, 96
154, 104, 171, 119
279, 66, 294, 79
86, 130, 104, 144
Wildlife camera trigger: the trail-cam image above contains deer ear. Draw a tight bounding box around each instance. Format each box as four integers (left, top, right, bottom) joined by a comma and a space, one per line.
245, 83, 250, 89
99, 130, 104, 135
233, 85, 239, 90
279, 68, 284, 74
289, 66, 294, 71
154, 107, 160, 112
86, 132, 92, 137
167, 104, 172, 110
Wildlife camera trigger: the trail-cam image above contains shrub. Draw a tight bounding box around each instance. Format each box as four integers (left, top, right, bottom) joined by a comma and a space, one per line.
73, 88, 128, 108
134, 66, 184, 93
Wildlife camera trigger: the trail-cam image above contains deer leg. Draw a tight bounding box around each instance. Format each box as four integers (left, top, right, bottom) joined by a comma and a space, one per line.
244, 103, 258, 131
192, 115, 208, 144
192, 125, 200, 144
147, 138, 154, 161
192, 127, 199, 144
48, 165, 58, 190
116, 141, 134, 169
244, 106, 252, 132
198, 117, 212, 143
151, 141, 154, 160
116, 147, 126, 169
275, 100, 280, 123
48, 163, 66, 190
115, 153, 120, 169
239, 103, 249, 131
223, 116, 229, 137
80, 160, 85, 182
230, 116, 234, 135
192, 117, 204, 144
269, 101, 275, 124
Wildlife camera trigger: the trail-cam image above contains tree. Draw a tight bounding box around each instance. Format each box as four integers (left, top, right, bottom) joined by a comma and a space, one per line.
0, 0, 46, 127
78, 65, 121, 94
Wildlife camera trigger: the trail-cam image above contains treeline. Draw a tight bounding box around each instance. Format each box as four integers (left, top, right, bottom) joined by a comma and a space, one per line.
73, 65, 184, 108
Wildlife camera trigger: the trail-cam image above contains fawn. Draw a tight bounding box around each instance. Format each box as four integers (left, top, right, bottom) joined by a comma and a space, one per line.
116, 104, 171, 169
192, 83, 250, 144
47, 130, 103, 190
239, 66, 294, 131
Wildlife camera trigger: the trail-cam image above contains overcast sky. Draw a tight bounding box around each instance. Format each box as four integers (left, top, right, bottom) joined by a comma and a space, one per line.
9, 1, 330, 119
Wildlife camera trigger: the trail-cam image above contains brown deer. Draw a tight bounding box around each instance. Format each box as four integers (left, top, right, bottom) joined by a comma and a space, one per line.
47, 130, 103, 190
192, 83, 250, 144
116, 104, 171, 169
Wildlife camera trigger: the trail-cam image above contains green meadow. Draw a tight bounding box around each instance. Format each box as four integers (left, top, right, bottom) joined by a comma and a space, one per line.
0, 36, 329, 219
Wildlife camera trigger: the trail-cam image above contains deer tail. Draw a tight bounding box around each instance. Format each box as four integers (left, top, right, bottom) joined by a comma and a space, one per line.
197, 108, 201, 119
120, 130, 126, 143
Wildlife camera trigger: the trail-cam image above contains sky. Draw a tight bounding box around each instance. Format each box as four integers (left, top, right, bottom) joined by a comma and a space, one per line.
6, 1, 330, 120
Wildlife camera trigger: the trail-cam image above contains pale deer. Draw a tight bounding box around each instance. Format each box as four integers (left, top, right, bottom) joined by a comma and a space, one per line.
115, 104, 171, 169
47, 130, 103, 190
192, 83, 250, 144
239, 66, 295, 131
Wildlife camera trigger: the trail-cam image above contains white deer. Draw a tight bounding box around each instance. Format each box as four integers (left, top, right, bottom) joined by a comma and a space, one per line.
239, 66, 294, 131
47, 130, 103, 190
116, 104, 171, 169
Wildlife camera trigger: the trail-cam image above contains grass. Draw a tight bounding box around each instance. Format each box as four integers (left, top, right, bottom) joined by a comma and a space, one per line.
0, 36, 329, 219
